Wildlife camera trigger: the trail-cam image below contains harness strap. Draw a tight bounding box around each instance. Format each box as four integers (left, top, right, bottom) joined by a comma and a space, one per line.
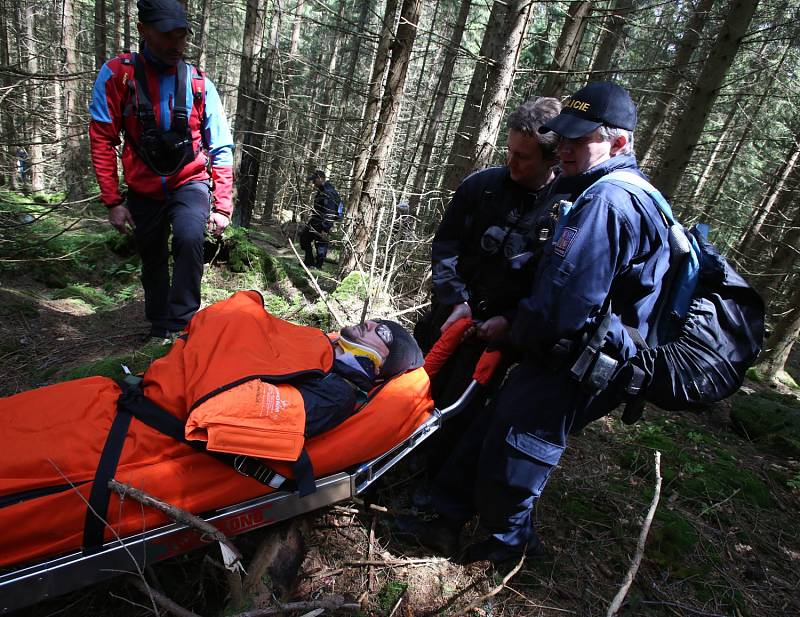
82, 405, 134, 554
82, 381, 303, 554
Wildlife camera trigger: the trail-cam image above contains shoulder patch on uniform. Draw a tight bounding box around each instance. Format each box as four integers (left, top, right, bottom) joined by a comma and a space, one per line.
554, 227, 578, 257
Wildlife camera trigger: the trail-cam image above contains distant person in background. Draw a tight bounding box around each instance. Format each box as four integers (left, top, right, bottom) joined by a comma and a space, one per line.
88, 0, 234, 341
16, 147, 29, 184
300, 170, 342, 268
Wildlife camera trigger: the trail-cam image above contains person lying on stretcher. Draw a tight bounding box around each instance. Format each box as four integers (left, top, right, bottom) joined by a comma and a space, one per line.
296, 319, 425, 437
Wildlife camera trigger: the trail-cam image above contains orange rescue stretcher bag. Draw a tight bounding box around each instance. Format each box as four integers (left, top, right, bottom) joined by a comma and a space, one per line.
0, 291, 433, 568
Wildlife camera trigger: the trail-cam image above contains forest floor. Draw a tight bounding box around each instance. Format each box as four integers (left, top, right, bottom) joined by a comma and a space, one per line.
1, 191, 799, 617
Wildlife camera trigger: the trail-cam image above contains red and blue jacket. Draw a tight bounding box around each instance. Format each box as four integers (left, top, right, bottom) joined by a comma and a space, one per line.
89, 49, 234, 216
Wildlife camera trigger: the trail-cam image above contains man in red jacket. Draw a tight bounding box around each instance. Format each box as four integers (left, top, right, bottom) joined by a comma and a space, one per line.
89, 0, 234, 340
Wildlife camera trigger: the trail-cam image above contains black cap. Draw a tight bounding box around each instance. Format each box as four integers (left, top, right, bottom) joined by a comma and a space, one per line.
307, 170, 325, 182
376, 320, 424, 379
137, 0, 189, 33
540, 82, 636, 139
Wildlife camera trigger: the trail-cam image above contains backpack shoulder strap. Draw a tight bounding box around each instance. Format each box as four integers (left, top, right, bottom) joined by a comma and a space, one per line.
588, 171, 702, 344
589, 171, 677, 226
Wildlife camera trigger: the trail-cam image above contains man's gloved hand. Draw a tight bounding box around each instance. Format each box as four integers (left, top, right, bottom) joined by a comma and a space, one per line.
476, 315, 510, 343
108, 203, 135, 235
208, 212, 230, 237
441, 302, 472, 334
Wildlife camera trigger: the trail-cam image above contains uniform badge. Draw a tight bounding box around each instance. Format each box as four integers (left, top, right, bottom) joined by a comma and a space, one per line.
554, 227, 578, 257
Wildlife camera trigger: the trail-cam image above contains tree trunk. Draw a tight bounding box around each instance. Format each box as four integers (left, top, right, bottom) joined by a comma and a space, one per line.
738, 137, 800, 258
24, 0, 42, 191
407, 0, 471, 213
637, 0, 715, 165
758, 202, 800, 306
700, 42, 791, 220
587, 0, 633, 81
197, 0, 212, 67
124, 0, 131, 51
441, 0, 535, 195
0, 0, 13, 188
62, 0, 87, 201
754, 281, 800, 381
688, 98, 739, 203
232, 0, 268, 227
540, 1, 592, 98
471, 0, 534, 172
649, 0, 760, 202
263, 0, 303, 221
94, 0, 107, 69
233, 0, 266, 143
347, 0, 398, 221
111, 0, 121, 54
234, 4, 281, 229
341, 0, 422, 272
308, 0, 347, 163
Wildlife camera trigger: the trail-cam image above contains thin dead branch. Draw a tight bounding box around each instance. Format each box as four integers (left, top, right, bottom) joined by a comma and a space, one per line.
286, 237, 346, 327
606, 450, 663, 617
452, 551, 527, 616
128, 576, 203, 617
108, 480, 243, 566
227, 595, 361, 616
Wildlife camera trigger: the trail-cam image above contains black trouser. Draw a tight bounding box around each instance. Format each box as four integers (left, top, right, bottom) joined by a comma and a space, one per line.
127, 181, 210, 335
299, 219, 330, 266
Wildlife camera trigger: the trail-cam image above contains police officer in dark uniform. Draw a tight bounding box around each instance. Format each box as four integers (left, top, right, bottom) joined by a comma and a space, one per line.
417, 98, 561, 403
418, 82, 672, 564
403, 98, 561, 511
301, 170, 341, 267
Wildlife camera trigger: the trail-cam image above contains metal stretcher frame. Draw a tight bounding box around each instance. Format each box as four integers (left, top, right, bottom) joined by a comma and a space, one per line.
0, 382, 480, 614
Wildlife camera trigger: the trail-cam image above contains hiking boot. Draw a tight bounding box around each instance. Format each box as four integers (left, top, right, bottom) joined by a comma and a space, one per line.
457, 536, 546, 566
394, 515, 462, 556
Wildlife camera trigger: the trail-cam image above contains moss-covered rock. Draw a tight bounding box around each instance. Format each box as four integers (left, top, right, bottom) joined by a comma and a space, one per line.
52, 284, 115, 310
225, 230, 286, 286
730, 391, 800, 459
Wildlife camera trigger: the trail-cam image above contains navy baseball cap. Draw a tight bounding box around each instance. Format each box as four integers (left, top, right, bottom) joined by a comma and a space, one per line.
137, 0, 190, 32
540, 82, 636, 139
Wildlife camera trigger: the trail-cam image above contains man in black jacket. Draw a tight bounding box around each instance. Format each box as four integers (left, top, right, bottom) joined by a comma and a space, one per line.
301, 170, 342, 268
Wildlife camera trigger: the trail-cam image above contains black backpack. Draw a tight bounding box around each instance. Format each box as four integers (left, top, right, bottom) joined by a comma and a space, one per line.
623, 227, 765, 416
579, 173, 766, 420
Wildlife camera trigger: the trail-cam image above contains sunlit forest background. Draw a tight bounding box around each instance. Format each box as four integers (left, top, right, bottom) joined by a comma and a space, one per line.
1, 2, 800, 615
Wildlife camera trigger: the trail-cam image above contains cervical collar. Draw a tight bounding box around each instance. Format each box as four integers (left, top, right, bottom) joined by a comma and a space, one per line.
336, 336, 384, 373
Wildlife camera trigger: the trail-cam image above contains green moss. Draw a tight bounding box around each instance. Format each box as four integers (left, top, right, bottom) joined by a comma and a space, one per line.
730, 392, 800, 458
59, 341, 171, 381
332, 272, 369, 301
648, 509, 700, 573
263, 292, 290, 316
682, 459, 775, 510
377, 581, 407, 614
51, 284, 115, 310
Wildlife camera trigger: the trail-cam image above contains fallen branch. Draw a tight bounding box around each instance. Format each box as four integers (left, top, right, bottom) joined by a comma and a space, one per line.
343, 557, 447, 567
453, 551, 526, 616
606, 450, 662, 617
128, 576, 203, 617
47, 461, 158, 616
108, 480, 243, 567
227, 595, 361, 616
286, 238, 346, 327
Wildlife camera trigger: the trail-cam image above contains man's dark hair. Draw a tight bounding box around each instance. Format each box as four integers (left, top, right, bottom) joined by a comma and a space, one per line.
307, 170, 325, 182
507, 97, 562, 157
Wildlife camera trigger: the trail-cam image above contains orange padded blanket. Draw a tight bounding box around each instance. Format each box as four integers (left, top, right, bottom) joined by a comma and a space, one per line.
0, 291, 432, 567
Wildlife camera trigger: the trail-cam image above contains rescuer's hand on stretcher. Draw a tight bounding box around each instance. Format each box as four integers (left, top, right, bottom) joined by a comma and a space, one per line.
441, 302, 472, 333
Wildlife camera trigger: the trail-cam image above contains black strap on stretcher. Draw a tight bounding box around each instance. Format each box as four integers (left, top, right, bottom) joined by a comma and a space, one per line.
82, 380, 315, 554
